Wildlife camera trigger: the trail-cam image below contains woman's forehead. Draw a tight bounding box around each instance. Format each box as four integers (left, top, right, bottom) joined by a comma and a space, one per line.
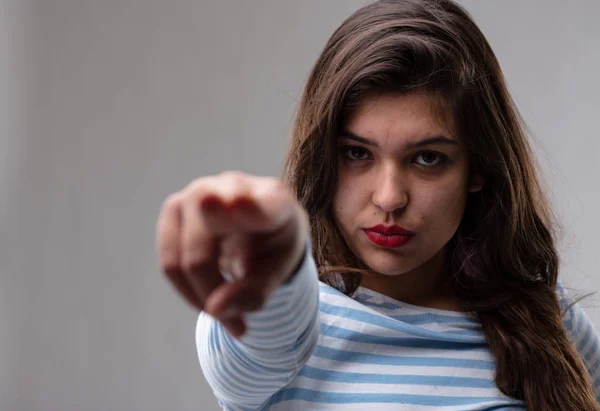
344, 92, 457, 143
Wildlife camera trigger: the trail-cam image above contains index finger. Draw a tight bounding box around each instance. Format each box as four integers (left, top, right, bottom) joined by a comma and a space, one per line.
180, 194, 226, 308
157, 194, 204, 310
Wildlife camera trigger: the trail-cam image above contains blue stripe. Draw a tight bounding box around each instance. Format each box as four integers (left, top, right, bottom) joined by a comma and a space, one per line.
208, 317, 222, 352
319, 301, 486, 343
320, 323, 489, 351
389, 313, 479, 325
267, 387, 503, 406
354, 297, 403, 310
441, 328, 485, 337
297, 365, 496, 388
573, 306, 584, 337
312, 345, 495, 370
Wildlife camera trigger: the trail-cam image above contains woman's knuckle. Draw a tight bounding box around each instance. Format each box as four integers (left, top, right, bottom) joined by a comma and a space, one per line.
221, 170, 247, 184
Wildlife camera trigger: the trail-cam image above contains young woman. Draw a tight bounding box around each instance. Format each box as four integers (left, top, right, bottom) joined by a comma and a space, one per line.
156, 0, 600, 409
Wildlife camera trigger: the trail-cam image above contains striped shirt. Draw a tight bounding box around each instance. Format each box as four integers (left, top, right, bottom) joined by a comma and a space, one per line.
196, 246, 600, 410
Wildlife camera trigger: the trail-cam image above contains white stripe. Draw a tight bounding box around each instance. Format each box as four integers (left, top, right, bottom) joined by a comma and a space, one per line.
286, 375, 501, 397
319, 310, 427, 339
414, 322, 482, 334
304, 355, 495, 380
316, 334, 494, 361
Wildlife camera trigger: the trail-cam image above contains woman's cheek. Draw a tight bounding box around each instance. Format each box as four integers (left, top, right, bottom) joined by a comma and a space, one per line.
418, 185, 466, 228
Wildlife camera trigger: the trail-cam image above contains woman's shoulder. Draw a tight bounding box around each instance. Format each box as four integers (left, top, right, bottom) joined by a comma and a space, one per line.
556, 281, 572, 311
555, 281, 592, 316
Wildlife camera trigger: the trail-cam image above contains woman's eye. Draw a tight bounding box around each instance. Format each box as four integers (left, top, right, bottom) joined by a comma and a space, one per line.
414, 151, 446, 167
341, 146, 371, 162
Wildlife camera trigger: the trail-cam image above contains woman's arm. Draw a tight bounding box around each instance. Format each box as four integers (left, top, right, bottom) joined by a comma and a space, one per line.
196, 245, 320, 410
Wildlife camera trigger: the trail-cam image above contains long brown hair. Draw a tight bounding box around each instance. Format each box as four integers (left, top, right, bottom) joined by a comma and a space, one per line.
282, 0, 597, 409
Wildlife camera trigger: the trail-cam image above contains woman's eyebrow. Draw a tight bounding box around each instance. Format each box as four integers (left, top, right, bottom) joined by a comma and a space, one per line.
338, 131, 379, 147
339, 131, 458, 149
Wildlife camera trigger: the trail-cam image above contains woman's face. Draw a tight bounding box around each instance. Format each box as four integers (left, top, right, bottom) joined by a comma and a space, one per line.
333, 92, 482, 277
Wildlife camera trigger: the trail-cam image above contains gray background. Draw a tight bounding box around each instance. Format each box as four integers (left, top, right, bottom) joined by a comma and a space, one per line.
1, 1, 598, 410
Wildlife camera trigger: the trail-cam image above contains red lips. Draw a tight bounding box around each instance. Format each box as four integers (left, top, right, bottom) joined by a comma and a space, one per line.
363, 224, 415, 248
365, 224, 415, 235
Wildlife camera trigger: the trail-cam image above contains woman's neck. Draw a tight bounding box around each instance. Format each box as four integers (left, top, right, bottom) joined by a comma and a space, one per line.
359, 247, 465, 312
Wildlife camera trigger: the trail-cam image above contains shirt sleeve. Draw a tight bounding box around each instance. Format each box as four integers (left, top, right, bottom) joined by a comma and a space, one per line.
558, 283, 600, 400
195, 240, 320, 410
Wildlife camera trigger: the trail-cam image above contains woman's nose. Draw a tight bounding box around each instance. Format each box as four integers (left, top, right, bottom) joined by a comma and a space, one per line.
372, 166, 408, 213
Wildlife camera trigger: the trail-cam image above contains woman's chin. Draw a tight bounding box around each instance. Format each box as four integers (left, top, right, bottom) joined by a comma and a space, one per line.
361, 255, 416, 276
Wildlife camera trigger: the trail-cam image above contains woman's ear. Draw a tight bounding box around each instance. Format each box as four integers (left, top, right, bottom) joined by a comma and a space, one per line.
469, 174, 484, 193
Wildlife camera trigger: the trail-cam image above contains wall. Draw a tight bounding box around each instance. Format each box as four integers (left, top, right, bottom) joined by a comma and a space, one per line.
2, 1, 598, 409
